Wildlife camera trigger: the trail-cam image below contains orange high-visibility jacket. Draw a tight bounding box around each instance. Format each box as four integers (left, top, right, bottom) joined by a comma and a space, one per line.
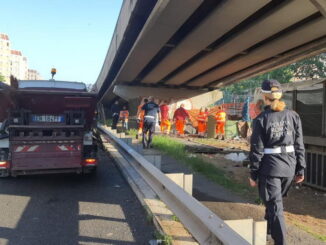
215, 111, 226, 122
119, 110, 129, 119
137, 104, 145, 120
197, 112, 207, 122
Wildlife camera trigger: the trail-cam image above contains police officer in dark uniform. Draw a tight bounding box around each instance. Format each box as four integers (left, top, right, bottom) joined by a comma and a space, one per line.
141, 97, 161, 149
249, 79, 306, 245
110, 101, 120, 129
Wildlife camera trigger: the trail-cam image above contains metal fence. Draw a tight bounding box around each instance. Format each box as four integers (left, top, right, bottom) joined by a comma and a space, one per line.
305, 150, 326, 191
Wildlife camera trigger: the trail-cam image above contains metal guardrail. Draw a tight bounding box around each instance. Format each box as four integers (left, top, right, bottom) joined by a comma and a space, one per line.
99, 124, 250, 245
305, 150, 326, 191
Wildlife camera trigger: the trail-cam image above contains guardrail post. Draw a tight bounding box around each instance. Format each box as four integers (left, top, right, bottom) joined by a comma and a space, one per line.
133, 143, 144, 154
118, 132, 126, 138
166, 173, 193, 195
225, 219, 253, 244
121, 137, 132, 146
144, 155, 162, 170
253, 221, 267, 245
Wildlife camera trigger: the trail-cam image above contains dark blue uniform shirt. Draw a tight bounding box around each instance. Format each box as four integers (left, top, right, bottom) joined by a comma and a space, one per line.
111, 104, 120, 115
249, 106, 306, 181
141, 101, 160, 121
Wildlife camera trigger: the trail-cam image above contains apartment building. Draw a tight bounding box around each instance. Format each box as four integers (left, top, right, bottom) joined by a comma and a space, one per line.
0, 33, 42, 83
0, 33, 11, 84
27, 69, 42, 80
10, 50, 28, 80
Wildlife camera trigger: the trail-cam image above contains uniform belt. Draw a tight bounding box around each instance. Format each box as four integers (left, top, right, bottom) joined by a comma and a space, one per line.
144, 115, 155, 119
264, 145, 294, 154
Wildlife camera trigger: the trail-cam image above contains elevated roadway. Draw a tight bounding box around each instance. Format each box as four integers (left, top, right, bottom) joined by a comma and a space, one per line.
95, 0, 326, 104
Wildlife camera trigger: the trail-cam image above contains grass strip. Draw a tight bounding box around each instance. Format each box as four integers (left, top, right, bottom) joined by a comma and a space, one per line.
152, 135, 250, 195
292, 221, 326, 242
126, 129, 137, 137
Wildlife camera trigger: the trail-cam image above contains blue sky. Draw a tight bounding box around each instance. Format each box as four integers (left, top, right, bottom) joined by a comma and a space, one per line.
0, 0, 123, 84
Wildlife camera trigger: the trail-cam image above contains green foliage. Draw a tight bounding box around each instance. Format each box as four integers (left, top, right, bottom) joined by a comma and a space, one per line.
154, 231, 173, 245
152, 135, 250, 194
222, 66, 293, 95
105, 119, 112, 126
126, 129, 137, 138
171, 215, 180, 222
0, 73, 5, 82
222, 53, 325, 94
290, 53, 326, 80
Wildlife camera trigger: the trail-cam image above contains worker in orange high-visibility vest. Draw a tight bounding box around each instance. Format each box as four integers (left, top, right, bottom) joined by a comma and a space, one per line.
173, 104, 189, 137
119, 106, 129, 131
136, 98, 148, 139
160, 100, 171, 134
215, 106, 227, 140
197, 107, 208, 137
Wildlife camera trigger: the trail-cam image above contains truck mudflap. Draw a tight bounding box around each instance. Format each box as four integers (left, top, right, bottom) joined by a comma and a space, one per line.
11, 141, 82, 171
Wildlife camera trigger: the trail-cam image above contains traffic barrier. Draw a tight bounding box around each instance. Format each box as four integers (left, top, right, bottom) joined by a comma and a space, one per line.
121, 137, 133, 146
99, 124, 251, 245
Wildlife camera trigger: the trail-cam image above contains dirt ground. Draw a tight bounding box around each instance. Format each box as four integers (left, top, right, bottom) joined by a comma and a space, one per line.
131, 133, 325, 244
192, 138, 326, 244
190, 137, 251, 151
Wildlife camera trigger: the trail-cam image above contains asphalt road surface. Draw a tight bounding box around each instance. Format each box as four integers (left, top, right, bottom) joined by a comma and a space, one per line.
0, 150, 155, 245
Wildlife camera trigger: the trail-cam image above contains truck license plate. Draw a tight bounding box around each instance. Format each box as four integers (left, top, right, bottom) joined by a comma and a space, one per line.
31, 115, 64, 123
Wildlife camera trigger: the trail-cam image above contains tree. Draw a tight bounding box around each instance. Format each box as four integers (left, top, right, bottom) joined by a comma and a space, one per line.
290, 53, 326, 80
0, 73, 5, 83
222, 53, 325, 94
222, 66, 293, 94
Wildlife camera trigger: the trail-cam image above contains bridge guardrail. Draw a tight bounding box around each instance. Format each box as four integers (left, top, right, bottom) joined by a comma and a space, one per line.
98, 124, 250, 245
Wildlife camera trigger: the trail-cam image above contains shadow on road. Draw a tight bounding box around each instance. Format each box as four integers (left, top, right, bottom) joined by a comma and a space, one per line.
0, 150, 154, 245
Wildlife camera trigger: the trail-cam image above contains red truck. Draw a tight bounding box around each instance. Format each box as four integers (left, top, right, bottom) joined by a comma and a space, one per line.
0, 78, 98, 177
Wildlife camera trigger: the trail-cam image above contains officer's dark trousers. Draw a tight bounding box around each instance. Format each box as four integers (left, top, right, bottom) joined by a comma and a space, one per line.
258, 175, 293, 245
142, 120, 155, 148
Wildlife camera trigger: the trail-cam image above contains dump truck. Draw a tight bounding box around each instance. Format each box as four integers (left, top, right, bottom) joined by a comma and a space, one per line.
0, 78, 98, 177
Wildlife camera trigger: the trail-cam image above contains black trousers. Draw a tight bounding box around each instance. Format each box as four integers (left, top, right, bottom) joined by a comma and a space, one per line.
111, 114, 119, 129
258, 175, 293, 245
142, 120, 155, 148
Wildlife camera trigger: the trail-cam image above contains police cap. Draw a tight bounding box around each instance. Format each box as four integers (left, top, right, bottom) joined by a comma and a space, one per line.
261, 79, 282, 93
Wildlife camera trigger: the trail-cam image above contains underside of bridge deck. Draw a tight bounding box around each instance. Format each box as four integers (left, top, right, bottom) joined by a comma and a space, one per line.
96, 0, 326, 104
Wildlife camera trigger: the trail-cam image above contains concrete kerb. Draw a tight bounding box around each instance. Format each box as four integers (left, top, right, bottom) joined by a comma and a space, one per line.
100, 134, 198, 245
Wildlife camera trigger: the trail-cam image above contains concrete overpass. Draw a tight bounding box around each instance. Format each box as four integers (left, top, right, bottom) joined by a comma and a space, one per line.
95, 0, 326, 104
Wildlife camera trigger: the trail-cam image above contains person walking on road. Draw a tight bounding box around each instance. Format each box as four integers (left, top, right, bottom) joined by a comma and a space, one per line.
119, 106, 129, 131
111, 101, 120, 129
215, 106, 226, 140
159, 100, 171, 135
249, 79, 306, 245
141, 97, 161, 149
173, 104, 189, 137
